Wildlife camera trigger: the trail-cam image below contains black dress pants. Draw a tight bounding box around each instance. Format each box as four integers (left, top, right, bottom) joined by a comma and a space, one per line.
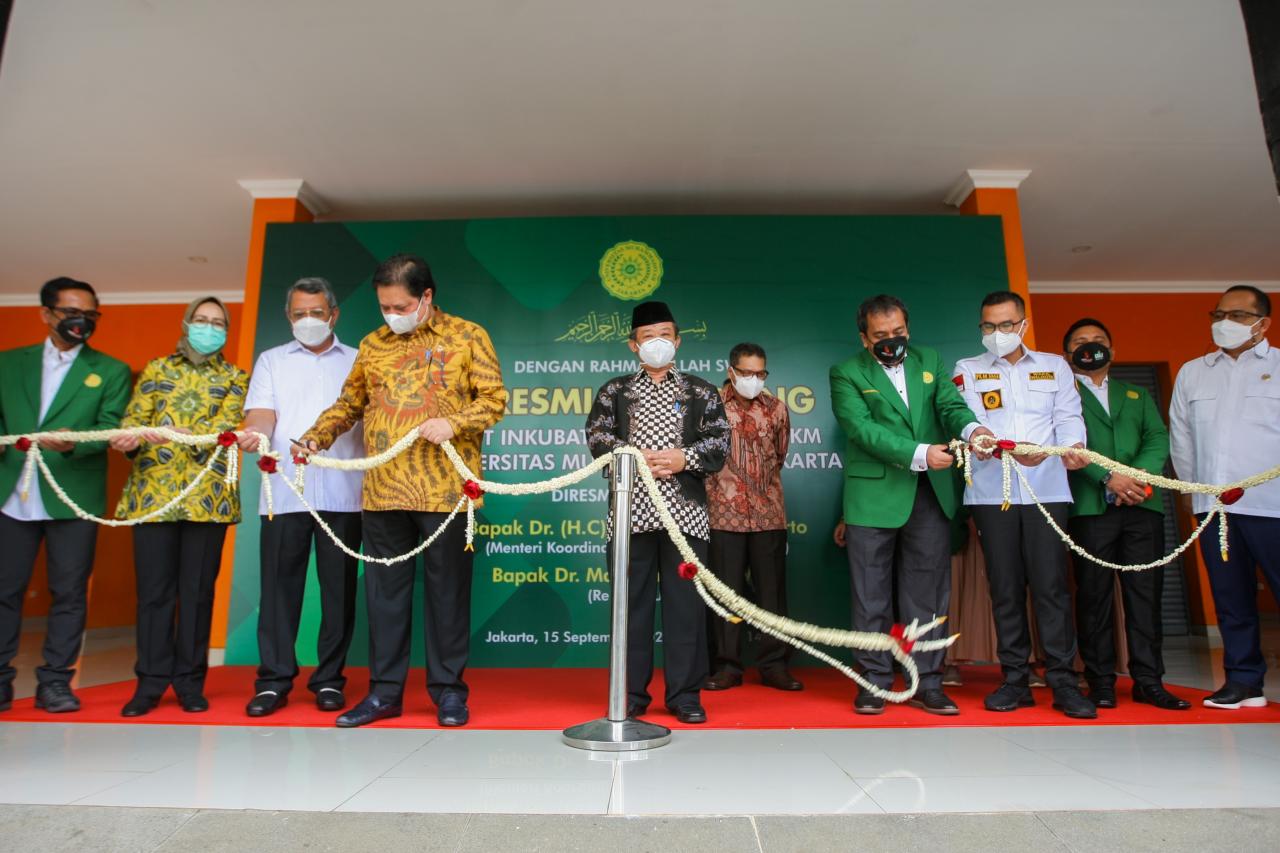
971, 503, 1078, 689
132, 521, 228, 699
624, 530, 709, 712
1068, 506, 1166, 688
254, 511, 361, 695
707, 528, 790, 675
0, 514, 98, 689
361, 510, 472, 704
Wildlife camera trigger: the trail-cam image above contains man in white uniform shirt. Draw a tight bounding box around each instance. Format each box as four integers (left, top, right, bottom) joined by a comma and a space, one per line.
953, 291, 1096, 719
1170, 284, 1280, 710
239, 278, 364, 717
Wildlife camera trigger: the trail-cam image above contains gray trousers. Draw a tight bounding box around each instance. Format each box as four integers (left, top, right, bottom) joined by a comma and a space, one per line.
845, 479, 951, 691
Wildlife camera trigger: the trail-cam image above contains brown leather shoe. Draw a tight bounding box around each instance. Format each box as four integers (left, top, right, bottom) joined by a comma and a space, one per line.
760, 670, 804, 691
703, 669, 743, 691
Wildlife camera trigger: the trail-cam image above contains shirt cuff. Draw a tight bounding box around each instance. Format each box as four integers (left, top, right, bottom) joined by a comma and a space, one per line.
960, 422, 982, 441
910, 443, 930, 472
682, 448, 703, 473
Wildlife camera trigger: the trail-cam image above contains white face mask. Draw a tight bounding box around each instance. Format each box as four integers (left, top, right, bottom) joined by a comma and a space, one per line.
637, 337, 676, 369
292, 316, 333, 348
982, 320, 1026, 358
1211, 318, 1260, 351
731, 368, 765, 400
384, 297, 424, 336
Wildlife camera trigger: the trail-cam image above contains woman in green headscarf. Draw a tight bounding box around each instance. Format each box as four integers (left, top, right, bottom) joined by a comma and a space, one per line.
109, 297, 249, 717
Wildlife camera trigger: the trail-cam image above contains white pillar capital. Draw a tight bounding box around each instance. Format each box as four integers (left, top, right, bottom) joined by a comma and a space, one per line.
236, 179, 327, 216
943, 169, 1032, 207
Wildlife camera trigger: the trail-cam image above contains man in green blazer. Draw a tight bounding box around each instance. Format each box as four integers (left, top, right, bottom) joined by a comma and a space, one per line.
1063, 317, 1189, 712
830, 295, 991, 715
0, 278, 131, 714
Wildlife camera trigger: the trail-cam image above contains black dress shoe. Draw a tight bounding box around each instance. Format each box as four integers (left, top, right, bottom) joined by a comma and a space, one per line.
760, 669, 804, 691
246, 690, 288, 717
437, 692, 470, 727
626, 703, 647, 719
704, 669, 743, 691
0, 683, 12, 712
1132, 682, 1191, 711
121, 694, 161, 717
909, 688, 960, 716
316, 688, 346, 711
1052, 684, 1098, 719
1088, 684, 1117, 709
336, 694, 403, 728
854, 687, 886, 715
34, 681, 80, 713
1203, 681, 1267, 710
984, 682, 1035, 712
179, 694, 209, 713
670, 703, 707, 724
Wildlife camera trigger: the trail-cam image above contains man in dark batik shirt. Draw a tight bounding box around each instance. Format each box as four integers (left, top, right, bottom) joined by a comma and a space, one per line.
586, 300, 730, 724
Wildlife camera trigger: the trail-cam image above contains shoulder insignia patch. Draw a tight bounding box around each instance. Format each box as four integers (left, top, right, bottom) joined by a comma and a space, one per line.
952, 375, 965, 389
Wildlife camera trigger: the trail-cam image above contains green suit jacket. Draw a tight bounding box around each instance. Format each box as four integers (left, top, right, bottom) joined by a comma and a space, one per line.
1068, 376, 1169, 518
830, 345, 976, 528
0, 343, 132, 518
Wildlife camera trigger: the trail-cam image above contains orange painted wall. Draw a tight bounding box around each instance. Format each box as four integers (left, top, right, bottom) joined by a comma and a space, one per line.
1030, 290, 1279, 622
0, 301, 243, 629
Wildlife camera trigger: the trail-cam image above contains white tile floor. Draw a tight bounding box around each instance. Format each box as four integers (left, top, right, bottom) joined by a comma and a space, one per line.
0, 722, 1277, 815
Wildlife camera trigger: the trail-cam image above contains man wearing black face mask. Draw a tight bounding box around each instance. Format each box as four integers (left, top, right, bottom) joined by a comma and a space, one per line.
0, 278, 131, 714
1063, 318, 1188, 711
829, 295, 991, 715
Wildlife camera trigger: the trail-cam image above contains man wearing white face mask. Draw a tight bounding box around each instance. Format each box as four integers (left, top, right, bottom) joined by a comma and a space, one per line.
239, 277, 364, 717
953, 291, 1095, 720
704, 343, 800, 693
1170, 284, 1280, 710
586, 300, 730, 724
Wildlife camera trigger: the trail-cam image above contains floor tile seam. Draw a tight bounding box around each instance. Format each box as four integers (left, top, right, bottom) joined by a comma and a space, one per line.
144, 806, 201, 852
62, 771, 151, 806
748, 814, 764, 853
1032, 811, 1083, 853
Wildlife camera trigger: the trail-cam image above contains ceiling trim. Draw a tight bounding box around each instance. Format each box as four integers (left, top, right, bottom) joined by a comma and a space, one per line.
236, 178, 328, 216
943, 169, 1033, 207
0, 290, 245, 307
1030, 280, 1280, 294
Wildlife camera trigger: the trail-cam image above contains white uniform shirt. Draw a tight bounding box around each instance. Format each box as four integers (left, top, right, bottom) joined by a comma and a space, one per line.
245, 337, 364, 516
2, 339, 83, 522
880, 361, 930, 472
1170, 339, 1280, 518
1077, 374, 1110, 415
953, 347, 1087, 506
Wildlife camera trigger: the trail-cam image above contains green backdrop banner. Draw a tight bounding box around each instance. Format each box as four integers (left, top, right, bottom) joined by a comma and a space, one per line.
224, 215, 1007, 669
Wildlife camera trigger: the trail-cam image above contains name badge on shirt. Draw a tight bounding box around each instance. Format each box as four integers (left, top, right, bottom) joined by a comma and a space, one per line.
1029, 372, 1056, 381
975, 372, 1000, 381
982, 389, 1003, 410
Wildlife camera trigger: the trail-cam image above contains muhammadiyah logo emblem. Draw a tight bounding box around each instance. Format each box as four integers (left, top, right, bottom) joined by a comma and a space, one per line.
982, 389, 1003, 410
599, 240, 663, 301
83, 373, 102, 388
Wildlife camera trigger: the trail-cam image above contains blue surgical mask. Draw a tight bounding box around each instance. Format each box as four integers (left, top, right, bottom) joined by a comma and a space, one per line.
186, 322, 227, 354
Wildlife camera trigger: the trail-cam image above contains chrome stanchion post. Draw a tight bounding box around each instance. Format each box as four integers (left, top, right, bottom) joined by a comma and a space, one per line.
563, 451, 671, 751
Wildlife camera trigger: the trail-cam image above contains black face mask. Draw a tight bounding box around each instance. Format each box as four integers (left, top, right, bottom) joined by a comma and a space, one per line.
55, 314, 96, 344
1071, 341, 1111, 371
871, 335, 908, 366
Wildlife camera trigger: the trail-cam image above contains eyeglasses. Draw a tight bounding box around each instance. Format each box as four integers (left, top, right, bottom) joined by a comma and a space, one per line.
732, 367, 769, 380
978, 320, 1023, 334
1209, 310, 1263, 324
51, 307, 102, 322
189, 316, 228, 330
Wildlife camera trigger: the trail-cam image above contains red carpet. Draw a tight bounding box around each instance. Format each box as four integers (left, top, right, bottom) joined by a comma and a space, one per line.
5, 666, 1276, 729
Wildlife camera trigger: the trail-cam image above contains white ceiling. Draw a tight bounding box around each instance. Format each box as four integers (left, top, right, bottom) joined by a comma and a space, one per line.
1, 0, 1277, 300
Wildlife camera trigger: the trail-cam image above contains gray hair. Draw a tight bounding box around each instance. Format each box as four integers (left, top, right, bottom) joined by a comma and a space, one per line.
286, 277, 337, 311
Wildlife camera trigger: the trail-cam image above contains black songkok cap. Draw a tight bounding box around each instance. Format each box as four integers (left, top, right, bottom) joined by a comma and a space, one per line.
631, 300, 675, 330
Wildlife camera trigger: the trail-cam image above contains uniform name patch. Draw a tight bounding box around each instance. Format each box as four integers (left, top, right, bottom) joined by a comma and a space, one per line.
982, 390, 1003, 410
1029, 372, 1056, 381
975, 372, 1000, 381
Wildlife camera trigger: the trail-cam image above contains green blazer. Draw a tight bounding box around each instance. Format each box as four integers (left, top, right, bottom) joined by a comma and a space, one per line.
0, 343, 132, 518
830, 345, 976, 528
1068, 376, 1169, 518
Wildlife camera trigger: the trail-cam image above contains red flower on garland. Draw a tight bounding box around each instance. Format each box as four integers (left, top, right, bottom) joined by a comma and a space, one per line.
992, 448, 1003, 459
462, 480, 484, 500
889, 623, 916, 654
677, 562, 698, 580
257, 456, 278, 474
292, 454, 309, 466
217, 431, 237, 448
15, 437, 32, 452
1220, 487, 1245, 506
996, 439, 1017, 451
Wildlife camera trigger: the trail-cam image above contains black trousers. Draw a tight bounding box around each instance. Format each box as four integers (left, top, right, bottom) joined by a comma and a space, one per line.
707, 529, 790, 675
362, 510, 472, 704
255, 511, 361, 695
971, 503, 1078, 689
1069, 506, 1166, 688
0, 514, 98, 689
1199, 513, 1280, 689
132, 521, 228, 698
624, 530, 709, 712
846, 480, 952, 691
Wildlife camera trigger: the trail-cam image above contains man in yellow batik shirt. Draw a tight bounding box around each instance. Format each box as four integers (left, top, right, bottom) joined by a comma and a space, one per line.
299, 254, 507, 728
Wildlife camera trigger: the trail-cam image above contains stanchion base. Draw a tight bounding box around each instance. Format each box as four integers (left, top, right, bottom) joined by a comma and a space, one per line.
562, 717, 672, 752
